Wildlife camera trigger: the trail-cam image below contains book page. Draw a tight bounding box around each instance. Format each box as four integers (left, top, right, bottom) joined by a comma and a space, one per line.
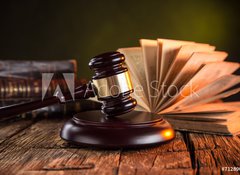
156, 39, 194, 87
165, 61, 239, 109
227, 112, 240, 135
164, 111, 240, 135
157, 51, 228, 111
163, 112, 229, 121
154, 39, 195, 108
130, 74, 150, 111
164, 75, 240, 112
178, 88, 240, 111
154, 44, 215, 110
140, 39, 158, 110
161, 102, 240, 114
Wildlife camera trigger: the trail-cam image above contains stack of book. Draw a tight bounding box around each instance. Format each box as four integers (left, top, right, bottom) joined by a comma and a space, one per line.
0, 60, 101, 121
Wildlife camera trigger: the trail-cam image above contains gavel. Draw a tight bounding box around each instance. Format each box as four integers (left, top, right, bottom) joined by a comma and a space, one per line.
0, 52, 137, 118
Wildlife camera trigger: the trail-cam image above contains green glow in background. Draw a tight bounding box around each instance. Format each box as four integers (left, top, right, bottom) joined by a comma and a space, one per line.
0, 0, 239, 81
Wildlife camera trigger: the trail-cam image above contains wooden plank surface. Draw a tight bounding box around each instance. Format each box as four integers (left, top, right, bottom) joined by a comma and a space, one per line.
0, 118, 239, 175
188, 133, 240, 175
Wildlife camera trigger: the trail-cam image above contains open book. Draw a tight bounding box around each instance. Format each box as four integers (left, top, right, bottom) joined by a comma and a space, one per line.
118, 38, 240, 135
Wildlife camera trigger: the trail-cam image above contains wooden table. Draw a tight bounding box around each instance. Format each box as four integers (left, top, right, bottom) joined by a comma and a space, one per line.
0, 117, 239, 175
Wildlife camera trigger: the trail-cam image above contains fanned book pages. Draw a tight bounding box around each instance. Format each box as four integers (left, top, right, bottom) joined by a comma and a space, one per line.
118, 38, 240, 135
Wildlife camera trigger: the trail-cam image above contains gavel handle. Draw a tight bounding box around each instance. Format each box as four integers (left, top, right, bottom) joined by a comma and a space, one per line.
0, 83, 95, 119
0, 96, 60, 119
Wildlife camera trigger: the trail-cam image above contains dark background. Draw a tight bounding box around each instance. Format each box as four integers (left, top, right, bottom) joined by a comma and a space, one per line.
0, 0, 239, 100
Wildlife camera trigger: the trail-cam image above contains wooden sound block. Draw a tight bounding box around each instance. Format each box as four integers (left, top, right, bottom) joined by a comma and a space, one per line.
60, 110, 175, 148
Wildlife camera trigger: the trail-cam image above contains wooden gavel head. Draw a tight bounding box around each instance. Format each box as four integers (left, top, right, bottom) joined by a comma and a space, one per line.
89, 51, 137, 117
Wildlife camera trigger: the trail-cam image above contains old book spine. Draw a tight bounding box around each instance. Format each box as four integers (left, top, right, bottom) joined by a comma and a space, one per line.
0, 60, 77, 79
0, 78, 87, 99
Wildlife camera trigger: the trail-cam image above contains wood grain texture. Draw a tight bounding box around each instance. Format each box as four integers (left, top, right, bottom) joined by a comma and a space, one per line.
188, 133, 240, 175
0, 118, 239, 175
0, 119, 34, 145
